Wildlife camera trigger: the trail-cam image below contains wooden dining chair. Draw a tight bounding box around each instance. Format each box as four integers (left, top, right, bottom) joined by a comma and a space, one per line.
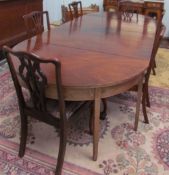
118, 0, 142, 21
61, 5, 70, 23
152, 26, 166, 75
23, 11, 50, 38
2, 46, 86, 175
68, 1, 83, 20
152, 11, 166, 75
136, 21, 165, 115
129, 17, 165, 108
101, 21, 166, 131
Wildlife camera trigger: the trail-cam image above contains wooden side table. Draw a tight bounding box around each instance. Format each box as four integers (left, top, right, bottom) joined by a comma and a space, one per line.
103, 0, 118, 11
119, 2, 144, 14
144, 1, 164, 21
103, 0, 164, 21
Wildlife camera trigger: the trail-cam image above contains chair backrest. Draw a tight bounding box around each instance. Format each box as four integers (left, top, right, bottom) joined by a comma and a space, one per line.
61, 5, 70, 23
152, 10, 165, 56
118, 0, 141, 21
2, 46, 65, 124
23, 11, 50, 38
68, 1, 83, 19
145, 21, 165, 82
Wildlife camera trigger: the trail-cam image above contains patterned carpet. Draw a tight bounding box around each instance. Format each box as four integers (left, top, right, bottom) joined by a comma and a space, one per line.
0, 49, 169, 175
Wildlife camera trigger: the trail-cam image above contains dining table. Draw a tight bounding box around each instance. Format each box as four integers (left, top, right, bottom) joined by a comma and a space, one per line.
13, 11, 157, 161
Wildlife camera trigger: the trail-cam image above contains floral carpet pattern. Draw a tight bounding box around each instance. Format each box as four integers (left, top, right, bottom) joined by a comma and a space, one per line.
0, 49, 169, 175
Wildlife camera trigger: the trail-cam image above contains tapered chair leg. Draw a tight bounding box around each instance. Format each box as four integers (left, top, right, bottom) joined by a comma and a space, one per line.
134, 75, 144, 131
152, 59, 156, 75
145, 82, 150, 108
55, 121, 67, 175
19, 114, 28, 158
142, 92, 149, 124
100, 98, 107, 120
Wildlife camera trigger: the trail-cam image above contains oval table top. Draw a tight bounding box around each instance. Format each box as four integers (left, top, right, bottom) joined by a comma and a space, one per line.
13, 11, 156, 89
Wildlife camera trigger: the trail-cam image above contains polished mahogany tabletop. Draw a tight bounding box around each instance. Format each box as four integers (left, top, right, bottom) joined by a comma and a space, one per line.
13, 12, 156, 90
13, 11, 157, 161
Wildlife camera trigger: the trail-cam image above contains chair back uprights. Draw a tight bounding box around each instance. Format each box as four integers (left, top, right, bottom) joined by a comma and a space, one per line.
68, 1, 83, 20
23, 11, 50, 38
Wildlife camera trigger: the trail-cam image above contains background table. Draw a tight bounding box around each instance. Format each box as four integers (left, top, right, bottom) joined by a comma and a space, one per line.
103, 0, 164, 22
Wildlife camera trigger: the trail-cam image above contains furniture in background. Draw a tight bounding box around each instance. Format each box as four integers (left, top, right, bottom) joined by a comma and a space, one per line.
119, 0, 142, 21
152, 22, 166, 75
103, 0, 119, 11
12, 12, 157, 161
68, 1, 83, 19
0, 0, 43, 60
103, 0, 164, 21
144, 1, 164, 21
117, 0, 164, 75
61, 4, 99, 23
102, 12, 166, 125
61, 5, 70, 23
3, 46, 86, 175
23, 11, 50, 38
